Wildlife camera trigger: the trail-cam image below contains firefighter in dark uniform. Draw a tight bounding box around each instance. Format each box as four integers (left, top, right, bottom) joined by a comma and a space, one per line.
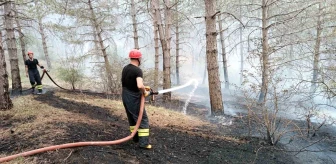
121, 49, 152, 149
25, 51, 45, 94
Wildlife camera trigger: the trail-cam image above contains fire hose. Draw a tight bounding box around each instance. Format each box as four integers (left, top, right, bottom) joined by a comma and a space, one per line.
20, 71, 47, 93
1, 70, 157, 163
1, 71, 195, 163
0, 95, 145, 163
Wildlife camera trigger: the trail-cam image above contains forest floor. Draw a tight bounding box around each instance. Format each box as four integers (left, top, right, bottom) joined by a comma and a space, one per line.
0, 89, 296, 164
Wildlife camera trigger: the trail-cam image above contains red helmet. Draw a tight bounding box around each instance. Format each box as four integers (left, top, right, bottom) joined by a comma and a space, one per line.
129, 49, 142, 59
27, 51, 33, 55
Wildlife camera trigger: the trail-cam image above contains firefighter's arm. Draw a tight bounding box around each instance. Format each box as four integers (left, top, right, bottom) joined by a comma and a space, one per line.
37, 63, 44, 69
37, 62, 45, 71
136, 77, 150, 97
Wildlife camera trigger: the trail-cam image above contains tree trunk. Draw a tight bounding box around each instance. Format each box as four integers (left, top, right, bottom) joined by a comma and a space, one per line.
311, 2, 322, 93
13, 3, 27, 63
152, 8, 160, 91
152, 0, 171, 100
130, 0, 139, 49
218, 14, 229, 89
151, 1, 160, 91
0, 30, 12, 110
35, 1, 52, 69
154, 26, 159, 91
202, 62, 207, 85
38, 18, 52, 69
175, 1, 180, 85
258, 0, 270, 104
204, 0, 224, 116
4, 1, 22, 95
239, 0, 244, 85
163, 0, 172, 100
164, 0, 172, 55
88, 0, 114, 93
92, 25, 101, 56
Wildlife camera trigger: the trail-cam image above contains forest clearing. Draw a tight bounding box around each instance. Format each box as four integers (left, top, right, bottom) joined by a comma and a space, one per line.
1, 0, 336, 163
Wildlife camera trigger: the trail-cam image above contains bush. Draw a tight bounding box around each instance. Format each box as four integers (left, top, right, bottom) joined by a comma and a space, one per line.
57, 67, 84, 90
57, 55, 85, 90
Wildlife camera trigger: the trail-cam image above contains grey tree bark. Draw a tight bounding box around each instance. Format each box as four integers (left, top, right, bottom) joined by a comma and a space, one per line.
175, 0, 180, 85
152, 10, 160, 91
163, 0, 172, 99
92, 25, 101, 56
311, 2, 323, 93
4, 0, 22, 95
239, 0, 244, 85
258, 0, 270, 104
152, 0, 171, 100
154, 26, 159, 91
0, 29, 12, 110
202, 62, 207, 85
130, 0, 140, 49
35, 1, 52, 69
218, 14, 229, 89
88, 0, 114, 93
13, 3, 26, 63
38, 17, 52, 69
204, 0, 224, 116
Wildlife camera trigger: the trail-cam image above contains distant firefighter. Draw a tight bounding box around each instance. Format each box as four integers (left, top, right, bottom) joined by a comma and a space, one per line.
25, 51, 46, 94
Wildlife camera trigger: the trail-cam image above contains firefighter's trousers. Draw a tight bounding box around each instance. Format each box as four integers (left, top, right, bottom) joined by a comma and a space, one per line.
122, 88, 149, 147
28, 69, 42, 91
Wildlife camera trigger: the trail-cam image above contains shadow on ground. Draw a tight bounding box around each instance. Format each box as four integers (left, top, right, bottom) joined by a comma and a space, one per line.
1, 91, 295, 164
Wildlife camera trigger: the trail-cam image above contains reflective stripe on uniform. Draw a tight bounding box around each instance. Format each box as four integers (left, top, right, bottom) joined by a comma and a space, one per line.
138, 129, 149, 137
36, 85, 43, 89
130, 126, 135, 132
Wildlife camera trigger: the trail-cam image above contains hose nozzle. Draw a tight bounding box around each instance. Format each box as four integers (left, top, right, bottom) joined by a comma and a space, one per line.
150, 89, 159, 95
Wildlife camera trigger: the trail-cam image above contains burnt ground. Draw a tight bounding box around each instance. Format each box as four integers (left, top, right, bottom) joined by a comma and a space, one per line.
0, 90, 296, 164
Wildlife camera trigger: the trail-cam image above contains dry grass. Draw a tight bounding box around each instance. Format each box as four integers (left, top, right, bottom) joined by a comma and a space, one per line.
1, 91, 242, 163
54, 92, 212, 128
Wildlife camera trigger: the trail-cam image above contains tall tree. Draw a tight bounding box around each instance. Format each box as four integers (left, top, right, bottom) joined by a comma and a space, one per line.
163, 0, 172, 99
311, 2, 323, 93
0, 29, 12, 110
88, 0, 114, 93
4, 0, 22, 94
174, 0, 180, 85
239, 0, 244, 85
204, 0, 224, 115
258, 0, 270, 104
13, 3, 26, 63
35, 0, 52, 69
151, 4, 160, 91
152, 0, 171, 100
252, 0, 318, 103
218, 14, 229, 89
48, 0, 117, 93
130, 0, 140, 49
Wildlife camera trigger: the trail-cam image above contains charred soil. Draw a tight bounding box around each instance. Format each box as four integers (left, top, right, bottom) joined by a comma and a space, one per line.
0, 91, 294, 164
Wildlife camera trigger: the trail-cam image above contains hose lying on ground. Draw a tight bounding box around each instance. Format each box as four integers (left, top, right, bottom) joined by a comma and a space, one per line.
0, 96, 145, 163
20, 71, 47, 93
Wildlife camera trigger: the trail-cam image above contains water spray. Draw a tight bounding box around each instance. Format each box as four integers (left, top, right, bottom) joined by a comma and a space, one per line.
149, 79, 199, 114
182, 80, 199, 114
157, 79, 198, 95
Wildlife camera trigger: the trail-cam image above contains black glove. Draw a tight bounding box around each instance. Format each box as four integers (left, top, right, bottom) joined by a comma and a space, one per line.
40, 66, 44, 69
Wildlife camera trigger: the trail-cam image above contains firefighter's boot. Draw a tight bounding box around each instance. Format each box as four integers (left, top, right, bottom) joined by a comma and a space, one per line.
37, 89, 42, 95
140, 144, 152, 149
